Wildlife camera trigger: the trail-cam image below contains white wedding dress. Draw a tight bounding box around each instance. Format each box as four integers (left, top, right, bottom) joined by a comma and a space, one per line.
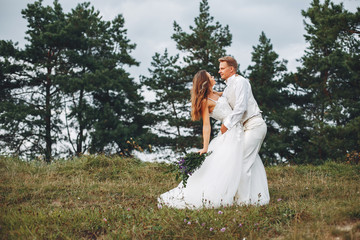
158, 97, 269, 209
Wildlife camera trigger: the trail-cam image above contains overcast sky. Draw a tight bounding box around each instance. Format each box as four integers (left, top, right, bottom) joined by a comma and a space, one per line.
1, 0, 359, 80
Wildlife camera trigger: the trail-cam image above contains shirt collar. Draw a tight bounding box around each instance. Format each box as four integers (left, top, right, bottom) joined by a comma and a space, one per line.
225, 74, 236, 86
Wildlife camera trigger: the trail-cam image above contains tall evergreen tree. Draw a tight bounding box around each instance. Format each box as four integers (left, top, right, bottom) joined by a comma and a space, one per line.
0, 1, 146, 160
294, 0, 360, 162
172, 0, 232, 80
0, 40, 29, 155
141, 50, 195, 153
60, 3, 144, 156
246, 32, 299, 165
58, 2, 103, 156
0, 0, 70, 162
86, 14, 146, 156
142, 0, 232, 153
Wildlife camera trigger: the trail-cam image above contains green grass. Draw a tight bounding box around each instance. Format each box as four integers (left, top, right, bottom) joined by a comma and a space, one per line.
0, 155, 359, 239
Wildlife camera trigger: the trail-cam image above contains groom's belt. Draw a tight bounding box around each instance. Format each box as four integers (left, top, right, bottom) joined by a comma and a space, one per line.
243, 113, 262, 125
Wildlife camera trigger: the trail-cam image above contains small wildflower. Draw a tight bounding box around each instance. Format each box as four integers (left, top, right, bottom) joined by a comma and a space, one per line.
210, 227, 214, 231
184, 219, 187, 223
127, 208, 131, 211
239, 223, 242, 227
158, 204, 162, 209
254, 223, 259, 226
187, 221, 191, 225
201, 223, 206, 226
218, 210, 223, 214
103, 218, 107, 222
277, 198, 282, 202
220, 227, 226, 232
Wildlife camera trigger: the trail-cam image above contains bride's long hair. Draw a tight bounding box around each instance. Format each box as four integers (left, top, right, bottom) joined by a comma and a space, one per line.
191, 70, 211, 121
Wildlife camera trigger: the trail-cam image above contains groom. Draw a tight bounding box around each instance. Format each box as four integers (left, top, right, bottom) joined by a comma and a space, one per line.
218, 56, 268, 204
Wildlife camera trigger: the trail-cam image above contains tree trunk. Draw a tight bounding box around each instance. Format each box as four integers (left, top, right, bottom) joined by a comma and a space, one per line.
76, 88, 84, 156
45, 73, 52, 163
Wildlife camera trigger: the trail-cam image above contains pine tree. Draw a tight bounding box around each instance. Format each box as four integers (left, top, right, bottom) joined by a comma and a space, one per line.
59, 3, 144, 156
0, 40, 30, 155
246, 32, 297, 165
0, 1, 146, 160
172, 0, 232, 80
141, 50, 196, 153
0, 1, 70, 162
294, 0, 360, 162
143, 0, 232, 153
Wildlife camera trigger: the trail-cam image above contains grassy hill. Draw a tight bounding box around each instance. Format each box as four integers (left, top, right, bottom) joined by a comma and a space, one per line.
0, 155, 359, 239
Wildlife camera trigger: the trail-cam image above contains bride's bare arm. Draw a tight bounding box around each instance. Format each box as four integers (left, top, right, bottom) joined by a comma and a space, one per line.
199, 100, 211, 155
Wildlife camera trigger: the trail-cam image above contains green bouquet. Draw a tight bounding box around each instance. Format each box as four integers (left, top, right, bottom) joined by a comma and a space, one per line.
176, 151, 212, 187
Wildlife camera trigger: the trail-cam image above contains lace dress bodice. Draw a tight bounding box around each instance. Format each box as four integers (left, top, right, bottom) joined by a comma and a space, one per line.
209, 97, 233, 123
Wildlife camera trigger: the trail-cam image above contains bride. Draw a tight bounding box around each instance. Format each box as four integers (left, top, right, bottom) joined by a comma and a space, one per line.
158, 70, 269, 209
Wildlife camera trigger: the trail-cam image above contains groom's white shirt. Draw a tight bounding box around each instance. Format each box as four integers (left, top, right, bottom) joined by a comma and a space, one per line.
222, 74, 261, 130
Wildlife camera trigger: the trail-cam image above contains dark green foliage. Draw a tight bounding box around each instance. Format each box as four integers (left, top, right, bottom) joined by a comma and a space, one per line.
175, 151, 211, 187
292, 0, 360, 163
172, 0, 232, 139
172, 0, 232, 82
0, 40, 32, 156
1, 0, 359, 164
246, 32, 297, 165
0, 0, 69, 162
142, 0, 232, 153
0, 1, 145, 161
59, 3, 146, 156
141, 50, 196, 153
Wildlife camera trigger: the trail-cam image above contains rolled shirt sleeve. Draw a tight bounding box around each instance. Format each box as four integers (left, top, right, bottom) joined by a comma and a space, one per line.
223, 77, 249, 130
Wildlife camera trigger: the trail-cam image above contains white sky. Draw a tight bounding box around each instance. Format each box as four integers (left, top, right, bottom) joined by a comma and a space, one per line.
0, 0, 359, 80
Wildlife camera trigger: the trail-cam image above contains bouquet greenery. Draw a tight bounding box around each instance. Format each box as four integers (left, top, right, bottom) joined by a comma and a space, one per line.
176, 151, 212, 187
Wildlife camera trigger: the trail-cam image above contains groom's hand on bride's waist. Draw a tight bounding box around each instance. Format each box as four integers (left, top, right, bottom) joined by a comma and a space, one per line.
220, 124, 228, 134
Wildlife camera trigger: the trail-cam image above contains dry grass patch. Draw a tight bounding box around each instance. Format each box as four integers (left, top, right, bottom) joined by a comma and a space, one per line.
0, 155, 359, 239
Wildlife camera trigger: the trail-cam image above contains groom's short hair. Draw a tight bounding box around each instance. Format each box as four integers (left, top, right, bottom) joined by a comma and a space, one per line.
218, 56, 238, 73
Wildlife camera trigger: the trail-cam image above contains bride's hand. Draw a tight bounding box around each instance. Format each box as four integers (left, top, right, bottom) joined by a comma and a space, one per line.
198, 148, 208, 155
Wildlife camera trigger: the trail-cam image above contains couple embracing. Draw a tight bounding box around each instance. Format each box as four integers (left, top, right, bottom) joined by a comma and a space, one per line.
158, 56, 270, 209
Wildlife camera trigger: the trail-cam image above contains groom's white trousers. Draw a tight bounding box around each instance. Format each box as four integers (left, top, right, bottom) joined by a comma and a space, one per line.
235, 116, 269, 205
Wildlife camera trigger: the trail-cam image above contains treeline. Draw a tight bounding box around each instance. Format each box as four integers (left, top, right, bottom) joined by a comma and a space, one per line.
0, 0, 359, 164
